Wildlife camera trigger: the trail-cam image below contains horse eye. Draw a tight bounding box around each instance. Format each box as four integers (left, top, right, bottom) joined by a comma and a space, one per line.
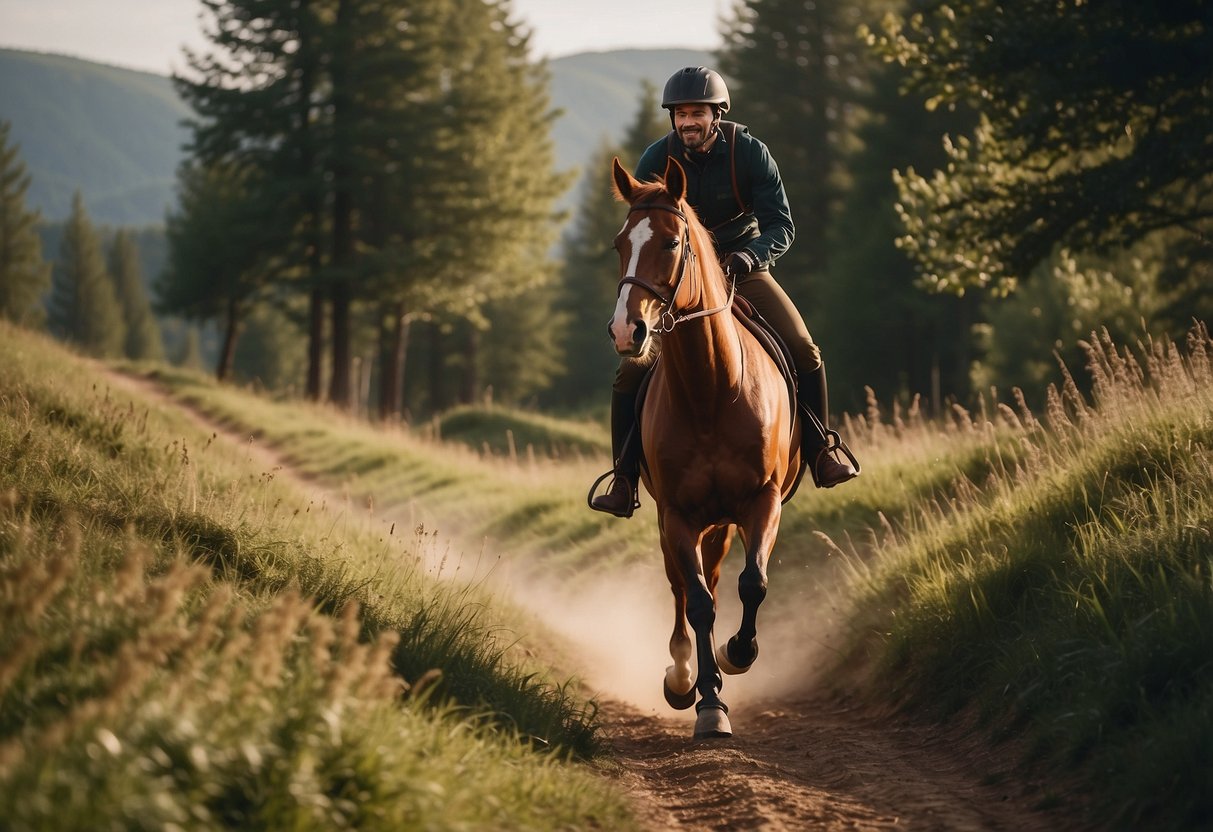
665, 238, 680, 250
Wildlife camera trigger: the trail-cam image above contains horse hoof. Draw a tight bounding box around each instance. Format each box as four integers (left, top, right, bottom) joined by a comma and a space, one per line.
663, 666, 695, 711
716, 636, 758, 675
693, 705, 732, 740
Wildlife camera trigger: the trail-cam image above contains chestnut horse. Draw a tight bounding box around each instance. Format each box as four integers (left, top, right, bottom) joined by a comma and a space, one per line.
607, 156, 801, 739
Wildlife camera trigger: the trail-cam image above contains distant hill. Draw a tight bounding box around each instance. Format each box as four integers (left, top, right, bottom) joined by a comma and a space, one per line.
0, 50, 192, 225
0, 46, 711, 226
546, 48, 712, 178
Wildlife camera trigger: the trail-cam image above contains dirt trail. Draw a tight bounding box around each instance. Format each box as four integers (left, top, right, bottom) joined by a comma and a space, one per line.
602, 694, 1072, 831
107, 370, 1081, 831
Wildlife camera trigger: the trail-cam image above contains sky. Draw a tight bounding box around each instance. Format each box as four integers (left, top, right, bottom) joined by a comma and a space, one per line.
0, 0, 727, 76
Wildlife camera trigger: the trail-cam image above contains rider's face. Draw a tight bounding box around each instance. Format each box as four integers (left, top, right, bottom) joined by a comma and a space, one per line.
673, 104, 716, 151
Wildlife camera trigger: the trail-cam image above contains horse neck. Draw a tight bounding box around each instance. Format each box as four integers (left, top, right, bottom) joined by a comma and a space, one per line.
661, 257, 745, 408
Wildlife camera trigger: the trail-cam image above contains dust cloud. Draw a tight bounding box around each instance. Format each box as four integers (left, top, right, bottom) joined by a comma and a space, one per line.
493, 538, 855, 721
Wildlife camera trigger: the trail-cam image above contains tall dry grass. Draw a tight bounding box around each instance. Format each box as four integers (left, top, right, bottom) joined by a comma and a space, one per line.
839, 323, 1213, 829
0, 323, 635, 830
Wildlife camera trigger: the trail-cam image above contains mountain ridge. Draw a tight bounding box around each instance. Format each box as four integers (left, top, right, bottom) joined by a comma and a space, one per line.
0, 45, 712, 225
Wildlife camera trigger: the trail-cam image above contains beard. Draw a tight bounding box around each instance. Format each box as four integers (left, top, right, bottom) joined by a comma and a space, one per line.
680, 126, 706, 149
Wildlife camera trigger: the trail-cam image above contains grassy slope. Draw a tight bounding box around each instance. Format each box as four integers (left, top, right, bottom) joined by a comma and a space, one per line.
0, 323, 634, 830
126, 326, 1211, 829
844, 328, 1213, 829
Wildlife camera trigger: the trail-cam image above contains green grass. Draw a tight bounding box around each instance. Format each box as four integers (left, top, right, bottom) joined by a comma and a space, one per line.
110, 321, 1213, 830
0, 323, 635, 830
843, 326, 1213, 829
430, 404, 609, 459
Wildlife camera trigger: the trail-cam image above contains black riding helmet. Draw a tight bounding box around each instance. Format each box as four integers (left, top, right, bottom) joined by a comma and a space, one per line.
661, 66, 730, 128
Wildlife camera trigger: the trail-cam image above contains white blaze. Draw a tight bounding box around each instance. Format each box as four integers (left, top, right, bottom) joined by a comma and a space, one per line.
624, 216, 653, 277
610, 217, 653, 350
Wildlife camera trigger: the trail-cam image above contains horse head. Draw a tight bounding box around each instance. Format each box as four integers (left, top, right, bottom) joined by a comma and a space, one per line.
607, 156, 694, 358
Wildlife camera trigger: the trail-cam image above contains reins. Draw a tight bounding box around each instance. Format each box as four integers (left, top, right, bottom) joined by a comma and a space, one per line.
618, 201, 735, 333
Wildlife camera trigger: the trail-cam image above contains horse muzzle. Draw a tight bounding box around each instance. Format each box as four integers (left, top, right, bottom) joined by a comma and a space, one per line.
609, 316, 650, 356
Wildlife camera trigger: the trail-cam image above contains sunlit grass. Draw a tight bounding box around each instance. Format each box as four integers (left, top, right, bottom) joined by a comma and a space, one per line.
111, 318, 1213, 829
0, 323, 635, 830
842, 324, 1213, 829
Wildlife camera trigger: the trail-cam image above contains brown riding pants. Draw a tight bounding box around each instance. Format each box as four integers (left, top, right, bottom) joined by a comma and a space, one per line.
613, 269, 822, 392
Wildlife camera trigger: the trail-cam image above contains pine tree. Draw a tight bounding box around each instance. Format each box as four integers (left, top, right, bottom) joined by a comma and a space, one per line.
355, 0, 567, 414
47, 192, 125, 357
175, 0, 567, 413
0, 120, 51, 326
176, 0, 331, 393
159, 161, 265, 381
108, 229, 163, 361
550, 84, 667, 407
620, 82, 668, 165
816, 33, 978, 409
717, 0, 871, 308
427, 0, 568, 408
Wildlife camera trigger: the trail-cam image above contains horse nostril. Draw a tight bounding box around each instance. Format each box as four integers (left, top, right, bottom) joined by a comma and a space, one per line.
632, 320, 648, 346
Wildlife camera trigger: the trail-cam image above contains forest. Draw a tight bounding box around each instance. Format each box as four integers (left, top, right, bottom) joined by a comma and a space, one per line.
1, 0, 1209, 421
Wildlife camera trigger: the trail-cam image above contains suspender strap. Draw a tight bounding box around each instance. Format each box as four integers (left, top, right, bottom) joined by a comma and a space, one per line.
725, 121, 750, 216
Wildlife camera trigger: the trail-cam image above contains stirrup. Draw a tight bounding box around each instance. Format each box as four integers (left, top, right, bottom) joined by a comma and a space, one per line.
587, 469, 640, 517
809, 429, 861, 488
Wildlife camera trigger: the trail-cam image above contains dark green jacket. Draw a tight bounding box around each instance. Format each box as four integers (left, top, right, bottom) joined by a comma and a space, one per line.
634, 123, 794, 269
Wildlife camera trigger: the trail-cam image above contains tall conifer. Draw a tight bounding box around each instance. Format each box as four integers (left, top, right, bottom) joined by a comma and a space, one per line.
47, 192, 125, 357
717, 0, 870, 308
160, 161, 264, 380
0, 121, 51, 326
108, 229, 164, 361
552, 84, 665, 407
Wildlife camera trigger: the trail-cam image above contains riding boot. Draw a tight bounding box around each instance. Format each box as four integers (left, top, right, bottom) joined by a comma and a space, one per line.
590, 389, 641, 517
800, 363, 859, 488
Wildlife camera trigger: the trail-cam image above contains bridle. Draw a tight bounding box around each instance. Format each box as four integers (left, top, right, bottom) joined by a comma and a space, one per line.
617, 201, 735, 333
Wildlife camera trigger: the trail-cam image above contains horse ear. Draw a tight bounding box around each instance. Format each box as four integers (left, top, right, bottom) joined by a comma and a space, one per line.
612, 157, 637, 202
663, 156, 687, 202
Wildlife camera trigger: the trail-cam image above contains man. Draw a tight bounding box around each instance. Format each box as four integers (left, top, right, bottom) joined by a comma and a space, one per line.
590, 66, 858, 518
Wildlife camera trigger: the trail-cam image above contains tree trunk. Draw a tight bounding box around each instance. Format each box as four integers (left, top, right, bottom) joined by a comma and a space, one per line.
216, 298, 242, 382
299, 18, 325, 403
328, 277, 352, 405
306, 286, 325, 400
327, 0, 355, 408
427, 320, 446, 415
461, 324, 480, 405
378, 301, 410, 421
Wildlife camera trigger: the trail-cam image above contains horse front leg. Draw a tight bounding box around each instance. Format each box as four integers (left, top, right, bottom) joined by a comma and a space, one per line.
661, 513, 731, 739
663, 583, 695, 710
718, 485, 781, 675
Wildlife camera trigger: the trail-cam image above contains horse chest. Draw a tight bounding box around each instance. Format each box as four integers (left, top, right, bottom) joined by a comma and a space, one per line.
648, 430, 770, 510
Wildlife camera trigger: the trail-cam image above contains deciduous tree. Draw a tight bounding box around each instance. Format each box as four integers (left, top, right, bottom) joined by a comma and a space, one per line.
866, 0, 1213, 294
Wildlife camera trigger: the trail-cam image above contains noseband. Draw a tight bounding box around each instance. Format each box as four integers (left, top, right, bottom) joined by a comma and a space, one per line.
618, 202, 734, 333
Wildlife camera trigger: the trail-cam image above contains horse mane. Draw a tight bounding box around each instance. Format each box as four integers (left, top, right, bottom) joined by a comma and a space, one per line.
628, 177, 729, 296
